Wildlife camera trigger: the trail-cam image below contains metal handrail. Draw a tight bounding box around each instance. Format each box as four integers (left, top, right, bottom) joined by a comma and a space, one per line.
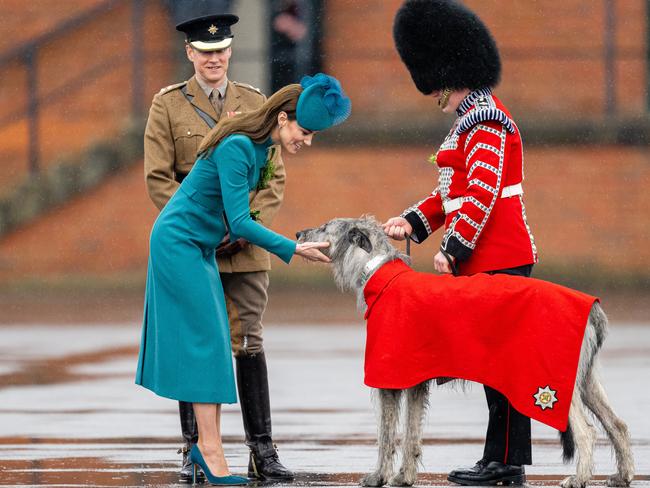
0, 54, 125, 130
0, 0, 143, 175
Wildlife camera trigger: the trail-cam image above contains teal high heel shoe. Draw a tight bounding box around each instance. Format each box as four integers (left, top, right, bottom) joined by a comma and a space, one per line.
190, 444, 249, 486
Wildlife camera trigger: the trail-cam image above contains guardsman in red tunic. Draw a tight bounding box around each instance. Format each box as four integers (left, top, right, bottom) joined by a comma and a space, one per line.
385, 0, 538, 485
400, 87, 537, 276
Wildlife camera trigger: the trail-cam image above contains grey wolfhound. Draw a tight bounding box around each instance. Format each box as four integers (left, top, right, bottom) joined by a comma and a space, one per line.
296, 216, 634, 488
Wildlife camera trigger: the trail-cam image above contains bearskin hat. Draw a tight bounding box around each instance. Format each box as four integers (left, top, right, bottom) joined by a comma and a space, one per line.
393, 0, 501, 94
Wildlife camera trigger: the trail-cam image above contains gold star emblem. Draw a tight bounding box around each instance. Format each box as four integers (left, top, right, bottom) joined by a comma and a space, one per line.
208, 24, 218, 35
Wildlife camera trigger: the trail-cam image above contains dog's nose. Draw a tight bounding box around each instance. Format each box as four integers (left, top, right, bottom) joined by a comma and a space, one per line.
296, 227, 314, 240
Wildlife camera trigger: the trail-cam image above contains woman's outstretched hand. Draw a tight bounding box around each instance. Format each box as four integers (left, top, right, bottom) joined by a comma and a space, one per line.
382, 217, 413, 241
295, 242, 331, 263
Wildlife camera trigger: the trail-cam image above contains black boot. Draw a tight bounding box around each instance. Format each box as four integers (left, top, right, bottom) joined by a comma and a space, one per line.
448, 461, 525, 485
236, 352, 294, 481
448, 458, 488, 478
178, 401, 205, 484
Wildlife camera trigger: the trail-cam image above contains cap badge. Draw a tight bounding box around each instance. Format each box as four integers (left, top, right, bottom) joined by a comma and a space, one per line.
208, 24, 219, 35
533, 385, 558, 410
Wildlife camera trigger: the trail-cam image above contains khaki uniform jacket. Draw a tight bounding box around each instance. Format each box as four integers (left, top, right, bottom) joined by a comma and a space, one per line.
144, 76, 286, 272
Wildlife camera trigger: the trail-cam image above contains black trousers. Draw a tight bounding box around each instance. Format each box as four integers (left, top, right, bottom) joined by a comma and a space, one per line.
482, 263, 534, 466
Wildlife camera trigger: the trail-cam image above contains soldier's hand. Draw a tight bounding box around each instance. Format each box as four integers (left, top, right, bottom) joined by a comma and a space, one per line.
434, 251, 455, 274
216, 238, 248, 257
382, 217, 413, 241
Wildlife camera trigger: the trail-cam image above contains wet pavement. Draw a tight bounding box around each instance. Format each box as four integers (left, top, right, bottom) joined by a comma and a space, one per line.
0, 322, 649, 487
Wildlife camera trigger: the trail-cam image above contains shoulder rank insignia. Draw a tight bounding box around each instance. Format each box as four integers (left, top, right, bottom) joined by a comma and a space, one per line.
158, 81, 187, 95
233, 81, 263, 95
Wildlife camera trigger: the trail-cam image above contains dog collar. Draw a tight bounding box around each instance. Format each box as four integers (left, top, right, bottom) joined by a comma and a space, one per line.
361, 255, 390, 285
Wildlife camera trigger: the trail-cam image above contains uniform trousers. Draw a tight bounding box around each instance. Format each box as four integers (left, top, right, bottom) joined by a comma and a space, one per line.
482, 263, 534, 466
221, 270, 269, 357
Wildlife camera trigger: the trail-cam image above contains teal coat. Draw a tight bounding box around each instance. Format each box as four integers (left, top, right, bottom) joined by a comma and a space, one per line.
135, 135, 296, 403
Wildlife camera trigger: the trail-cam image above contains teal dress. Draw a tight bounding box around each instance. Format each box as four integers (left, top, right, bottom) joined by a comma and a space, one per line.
135, 135, 296, 403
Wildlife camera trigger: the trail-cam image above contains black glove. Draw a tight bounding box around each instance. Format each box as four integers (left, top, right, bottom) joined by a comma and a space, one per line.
216, 236, 248, 257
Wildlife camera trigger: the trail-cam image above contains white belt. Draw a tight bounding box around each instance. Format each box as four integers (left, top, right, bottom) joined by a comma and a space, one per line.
443, 183, 523, 214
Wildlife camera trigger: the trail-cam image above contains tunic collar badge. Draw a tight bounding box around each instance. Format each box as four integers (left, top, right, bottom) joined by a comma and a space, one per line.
456, 87, 493, 116
534, 385, 558, 410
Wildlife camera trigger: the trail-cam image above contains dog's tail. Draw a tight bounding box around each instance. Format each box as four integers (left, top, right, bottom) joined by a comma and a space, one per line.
590, 302, 608, 350
560, 422, 576, 462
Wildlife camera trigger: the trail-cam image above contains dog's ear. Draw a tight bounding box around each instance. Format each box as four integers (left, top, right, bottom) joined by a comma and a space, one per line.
347, 228, 372, 253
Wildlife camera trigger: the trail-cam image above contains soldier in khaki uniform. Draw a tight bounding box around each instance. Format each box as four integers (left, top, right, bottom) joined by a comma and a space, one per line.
144, 14, 293, 483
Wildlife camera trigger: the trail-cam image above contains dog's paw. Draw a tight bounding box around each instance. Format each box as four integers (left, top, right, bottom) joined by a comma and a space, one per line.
360, 472, 387, 487
606, 474, 632, 487
560, 475, 587, 488
388, 470, 416, 486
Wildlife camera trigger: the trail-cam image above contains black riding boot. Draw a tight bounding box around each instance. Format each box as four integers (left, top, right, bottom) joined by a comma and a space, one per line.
236, 352, 294, 481
178, 401, 204, 483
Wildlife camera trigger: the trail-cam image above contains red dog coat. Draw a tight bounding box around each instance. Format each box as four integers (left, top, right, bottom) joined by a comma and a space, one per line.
363, 259, 597, 431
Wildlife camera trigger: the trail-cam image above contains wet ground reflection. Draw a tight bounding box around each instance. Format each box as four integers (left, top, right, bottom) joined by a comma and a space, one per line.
4, 456, 649, 487
0, 323, 648, 487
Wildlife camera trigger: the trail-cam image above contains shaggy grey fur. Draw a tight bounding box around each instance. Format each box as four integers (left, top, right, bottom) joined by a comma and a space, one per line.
297, 216, 634, 488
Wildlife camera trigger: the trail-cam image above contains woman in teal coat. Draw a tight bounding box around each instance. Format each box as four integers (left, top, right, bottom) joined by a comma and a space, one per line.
136, 74, 350, 485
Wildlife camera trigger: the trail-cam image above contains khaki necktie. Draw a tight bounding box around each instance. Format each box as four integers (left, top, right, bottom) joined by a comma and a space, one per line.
209, 91, 223, 120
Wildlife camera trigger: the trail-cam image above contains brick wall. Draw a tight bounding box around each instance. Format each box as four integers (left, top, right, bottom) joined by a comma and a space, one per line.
324, 0, 647, 122
0, 1, 647, 287
0, 0, 105, 53
0, 145, 647, 285
0, 1, 175, 195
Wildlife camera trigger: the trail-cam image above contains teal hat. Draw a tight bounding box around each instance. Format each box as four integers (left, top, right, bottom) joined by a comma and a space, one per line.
296, 74, 351, 131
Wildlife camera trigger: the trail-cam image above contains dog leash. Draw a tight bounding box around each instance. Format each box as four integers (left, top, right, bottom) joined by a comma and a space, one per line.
441, 249, 459, 276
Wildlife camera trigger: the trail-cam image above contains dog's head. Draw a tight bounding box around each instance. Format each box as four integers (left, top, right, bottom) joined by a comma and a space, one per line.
296, 216, 384, 261
296, 217, 407, 296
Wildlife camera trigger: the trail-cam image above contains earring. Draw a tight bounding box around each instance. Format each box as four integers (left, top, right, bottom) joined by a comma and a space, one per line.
439, 88, 453, 109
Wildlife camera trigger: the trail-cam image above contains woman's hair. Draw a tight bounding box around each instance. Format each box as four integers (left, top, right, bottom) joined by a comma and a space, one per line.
198, 83, 303, 155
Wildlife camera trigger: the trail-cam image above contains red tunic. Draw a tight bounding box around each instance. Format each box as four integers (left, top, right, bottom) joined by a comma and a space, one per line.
363, 260, 597, 431
402, 88, 537, 275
